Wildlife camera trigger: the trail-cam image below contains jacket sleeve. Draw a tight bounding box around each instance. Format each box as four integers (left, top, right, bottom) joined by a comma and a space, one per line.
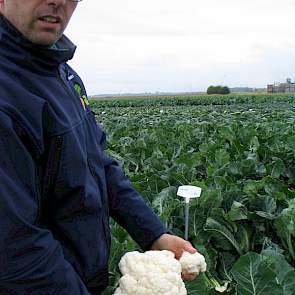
0, 111, 91, 295
100, 132, 167, 250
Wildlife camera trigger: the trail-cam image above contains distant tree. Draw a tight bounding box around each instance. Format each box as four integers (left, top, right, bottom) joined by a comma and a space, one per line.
207, 85, 230, 95
220, 86, 230, 94
207, 85, 215, 94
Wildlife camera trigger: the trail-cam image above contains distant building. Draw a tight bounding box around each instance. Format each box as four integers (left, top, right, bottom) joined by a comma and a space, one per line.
267, 78, 295, 93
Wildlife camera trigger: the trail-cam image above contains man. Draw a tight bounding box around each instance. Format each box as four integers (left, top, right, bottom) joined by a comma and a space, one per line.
0, 0, 197, 294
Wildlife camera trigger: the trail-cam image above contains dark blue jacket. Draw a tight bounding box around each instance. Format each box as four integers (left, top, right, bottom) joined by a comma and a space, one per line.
0, 16, 166, 295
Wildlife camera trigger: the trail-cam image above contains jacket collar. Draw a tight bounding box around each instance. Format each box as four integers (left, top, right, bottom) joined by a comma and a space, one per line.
0, 14, 76, 73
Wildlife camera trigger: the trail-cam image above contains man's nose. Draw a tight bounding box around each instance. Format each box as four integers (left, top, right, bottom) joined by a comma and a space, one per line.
46, 0, 67, 6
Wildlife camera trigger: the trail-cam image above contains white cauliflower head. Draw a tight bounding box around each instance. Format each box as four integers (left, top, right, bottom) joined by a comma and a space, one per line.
179, 251, 207, 275
113, 250, 187, 295
113, 250, 207, 295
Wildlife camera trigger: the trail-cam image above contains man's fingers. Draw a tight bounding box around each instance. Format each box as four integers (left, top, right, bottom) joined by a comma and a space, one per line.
184, 242, 197, 254
181, 272, 197, 281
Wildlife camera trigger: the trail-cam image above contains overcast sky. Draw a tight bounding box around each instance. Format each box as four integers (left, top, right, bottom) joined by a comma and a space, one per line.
65, 0, 295, 95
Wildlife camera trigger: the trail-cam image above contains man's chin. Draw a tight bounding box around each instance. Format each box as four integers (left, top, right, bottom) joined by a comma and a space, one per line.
28, 32, 61, 47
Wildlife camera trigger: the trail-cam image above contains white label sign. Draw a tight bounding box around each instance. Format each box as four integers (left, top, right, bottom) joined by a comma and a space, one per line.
177, 185, 202, 199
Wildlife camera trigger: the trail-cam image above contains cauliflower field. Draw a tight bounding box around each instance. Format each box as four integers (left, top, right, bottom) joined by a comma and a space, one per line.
92, 94, 295, 294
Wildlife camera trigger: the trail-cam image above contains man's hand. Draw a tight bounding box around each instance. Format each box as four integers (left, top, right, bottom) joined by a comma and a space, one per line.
150, 233, 198, 281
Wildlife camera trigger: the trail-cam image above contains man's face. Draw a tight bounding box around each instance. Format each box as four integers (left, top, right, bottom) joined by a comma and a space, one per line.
0, 0, 78, 46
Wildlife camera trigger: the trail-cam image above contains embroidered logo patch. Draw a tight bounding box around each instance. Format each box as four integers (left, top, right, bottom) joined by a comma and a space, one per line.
74, 83, 90, 111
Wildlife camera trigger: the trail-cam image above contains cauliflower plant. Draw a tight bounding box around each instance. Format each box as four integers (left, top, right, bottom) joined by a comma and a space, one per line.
113, 250, 207, 295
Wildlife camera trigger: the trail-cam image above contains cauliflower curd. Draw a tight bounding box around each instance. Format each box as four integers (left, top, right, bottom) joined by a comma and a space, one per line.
113, 250, 207, 295
179, 251, 207, 275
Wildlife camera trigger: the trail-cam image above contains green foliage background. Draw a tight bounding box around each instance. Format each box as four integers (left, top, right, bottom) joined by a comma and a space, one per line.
92, 94, 295, 294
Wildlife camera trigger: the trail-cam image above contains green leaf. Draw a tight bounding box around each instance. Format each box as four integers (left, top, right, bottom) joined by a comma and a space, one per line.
274, 201, 295, 260
231, 252, 283, 295
227, 201, 248, 221
218, 126, 236, 143
287, 135, 295, 149
235, 223, 252, 253
213, 176, 229, 190
261, 250, 295, 295
243, 179, 262, 195
204, 217, 243, 255
254, 195, 277, 220
215, 149, 230, 167
199, 189, 223, 212
261, 250, 295, 292
255, 162, 266, 176
186, 273, 209, 294
267, 158, 286, 178
247, 194, 278, 220
227, 162, 242, 176
283, 271, 295, 295
250, 136, 260, 152
218, 252, 236, 281
152, 186, 180, 223
262, 176, 287, 197
175, 153, 201, 169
